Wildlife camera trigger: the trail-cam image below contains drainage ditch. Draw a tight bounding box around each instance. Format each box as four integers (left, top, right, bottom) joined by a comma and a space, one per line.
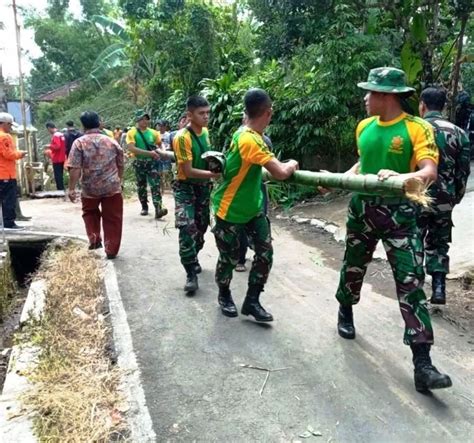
0, 237, 52, 391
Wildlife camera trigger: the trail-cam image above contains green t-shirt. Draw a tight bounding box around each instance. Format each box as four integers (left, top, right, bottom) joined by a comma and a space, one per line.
126, 127, 161, 160
212, 126, 274, 223
357, 112, 438, 175
173, 127, 211, 183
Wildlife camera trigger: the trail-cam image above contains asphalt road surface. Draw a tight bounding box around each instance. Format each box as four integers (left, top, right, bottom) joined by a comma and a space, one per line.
21, 195, 474, 442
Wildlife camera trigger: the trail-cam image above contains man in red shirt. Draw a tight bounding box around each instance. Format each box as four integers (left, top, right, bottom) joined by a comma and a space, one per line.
0, 112, 27, 230
46, 122, 66, 190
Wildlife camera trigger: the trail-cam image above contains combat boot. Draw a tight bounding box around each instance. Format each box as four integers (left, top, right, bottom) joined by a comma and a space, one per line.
411, 343, 452, 392
183, 264, 198, 293
194, 262, 202, 274
337, 305, 356, 339
140, 203, 149, 216
241, 284, 273, 322
431, 272, 446, 305
218, 286, 238, 317
155, 206, 168, 219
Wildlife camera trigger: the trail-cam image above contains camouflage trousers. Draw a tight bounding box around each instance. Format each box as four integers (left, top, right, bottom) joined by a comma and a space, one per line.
335, 195, 433, 345
418, 201, 453, 275
213, 213, 273, 288
133, 159, 163, 209
173, 180, 211, 266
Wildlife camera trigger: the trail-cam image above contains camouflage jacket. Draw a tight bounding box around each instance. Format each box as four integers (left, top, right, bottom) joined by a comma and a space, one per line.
425, 111, 471, 205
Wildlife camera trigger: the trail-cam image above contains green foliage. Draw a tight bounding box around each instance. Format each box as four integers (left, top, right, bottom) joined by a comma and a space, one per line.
25, 12, 107, 97
267, 182, 317, 210
35, 82, 136, 146
201, 69, 245, 150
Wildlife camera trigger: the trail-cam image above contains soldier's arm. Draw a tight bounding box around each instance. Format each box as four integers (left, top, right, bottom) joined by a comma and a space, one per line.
126, 130, 159, 159
378, 159, 438, 183
264, 158, 299, 180
181, 161, 220, 179
344, 161, 360, 175
454, 131, 471, 203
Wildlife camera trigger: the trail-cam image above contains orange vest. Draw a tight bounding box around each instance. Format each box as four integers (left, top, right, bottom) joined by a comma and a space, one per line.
0, 130, 22, 180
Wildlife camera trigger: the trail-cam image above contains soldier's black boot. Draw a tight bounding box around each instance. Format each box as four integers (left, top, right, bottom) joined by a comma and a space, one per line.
241, 284, 273, 322
218, 286, 238, 317
140, 203, 149, 216
431, 272, 446, 305
337, 304, 356, 339
155, 206, 168, 219
411, 343, 452, 392
183, 264, 198, 293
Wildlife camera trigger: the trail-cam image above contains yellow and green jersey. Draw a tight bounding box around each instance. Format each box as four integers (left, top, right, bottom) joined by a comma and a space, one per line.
212, 126, 274, 223
172, 127, 211, 182
126, 127, 161, 160
357, 112, 438, 175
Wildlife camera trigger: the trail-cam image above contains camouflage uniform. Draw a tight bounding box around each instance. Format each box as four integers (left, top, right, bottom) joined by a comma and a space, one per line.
173, 180, 211, 265
418, 112, 471, 275
133, 159, 162, 210
336, 195, 433, 344
213, 213, 272, 287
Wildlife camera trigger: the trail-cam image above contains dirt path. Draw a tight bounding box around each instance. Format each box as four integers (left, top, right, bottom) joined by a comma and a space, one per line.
18, 194, 474, 442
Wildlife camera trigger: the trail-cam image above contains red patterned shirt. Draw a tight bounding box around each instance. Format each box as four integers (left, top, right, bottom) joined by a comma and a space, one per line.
68, 130, 124, 198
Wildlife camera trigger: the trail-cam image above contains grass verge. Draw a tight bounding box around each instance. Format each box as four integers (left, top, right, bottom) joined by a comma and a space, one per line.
21, 240, 127, 441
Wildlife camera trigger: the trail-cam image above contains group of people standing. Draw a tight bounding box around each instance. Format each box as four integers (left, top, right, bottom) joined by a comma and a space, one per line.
0, 65, 470, 394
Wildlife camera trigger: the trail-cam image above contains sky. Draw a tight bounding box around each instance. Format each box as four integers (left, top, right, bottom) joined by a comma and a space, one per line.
0, 0, 82, 81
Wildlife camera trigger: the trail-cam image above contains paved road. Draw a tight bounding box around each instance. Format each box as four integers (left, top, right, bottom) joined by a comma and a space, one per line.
21, 195, 474, 442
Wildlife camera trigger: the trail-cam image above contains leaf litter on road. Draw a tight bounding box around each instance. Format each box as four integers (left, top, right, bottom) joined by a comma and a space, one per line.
299, 425, 323, 438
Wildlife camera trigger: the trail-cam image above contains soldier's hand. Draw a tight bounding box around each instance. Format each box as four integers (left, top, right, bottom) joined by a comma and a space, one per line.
150, 151, 160, 160
209, 172, 221, 180
377, 169, 400, 181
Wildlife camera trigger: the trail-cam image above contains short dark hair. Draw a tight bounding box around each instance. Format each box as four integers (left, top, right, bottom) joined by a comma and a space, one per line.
45, 121, 56, 129
186, 96, 209, 111
80, 111, 100, 130
66, 120, 74, 127
244, 88, 272, 119
420, 87, 447, 112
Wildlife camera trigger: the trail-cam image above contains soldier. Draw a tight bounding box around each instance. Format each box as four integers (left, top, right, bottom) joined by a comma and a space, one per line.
126, 110, 168, 219
212, 88, 298, 321
172, 96, 219, 293
335, 67, 452, 392
418, 87, 471, 304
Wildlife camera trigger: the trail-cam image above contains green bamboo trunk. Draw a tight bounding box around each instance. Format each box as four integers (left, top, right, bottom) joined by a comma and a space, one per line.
262, 170, 419, 199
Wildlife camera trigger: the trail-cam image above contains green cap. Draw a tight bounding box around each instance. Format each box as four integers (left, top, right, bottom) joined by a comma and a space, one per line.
134, 109, 150, 122
357, 67, 415, 94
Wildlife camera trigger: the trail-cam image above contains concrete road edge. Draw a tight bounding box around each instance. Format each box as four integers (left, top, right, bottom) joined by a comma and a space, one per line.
104, 261, 157, 442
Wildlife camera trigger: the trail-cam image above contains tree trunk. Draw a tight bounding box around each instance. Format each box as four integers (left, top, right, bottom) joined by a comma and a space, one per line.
448, 14, 468, 121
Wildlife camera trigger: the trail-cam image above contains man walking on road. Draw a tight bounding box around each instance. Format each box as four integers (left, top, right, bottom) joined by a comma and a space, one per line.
64, 120, 82, 158
126, 110, 167, 219
46, 122, 66, 191
335, 67, 452, 392
212, 89, 298, 321
0, 112, 27, 230
68, 111, 124, 259
418, 87, 471, 305
172, 96, 219, 294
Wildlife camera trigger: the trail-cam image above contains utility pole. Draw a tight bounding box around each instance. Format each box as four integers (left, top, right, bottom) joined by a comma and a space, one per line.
12, 0, 32, 160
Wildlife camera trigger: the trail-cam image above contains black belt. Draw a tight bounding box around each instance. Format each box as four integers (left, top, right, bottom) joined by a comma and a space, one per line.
357, 195, 407, 205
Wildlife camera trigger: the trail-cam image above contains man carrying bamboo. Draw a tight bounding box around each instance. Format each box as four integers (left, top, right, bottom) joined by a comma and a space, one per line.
335, 67, 452, 392
418, 87, 471, 305
172, 96, 219, 294
212, 89, 298, 321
